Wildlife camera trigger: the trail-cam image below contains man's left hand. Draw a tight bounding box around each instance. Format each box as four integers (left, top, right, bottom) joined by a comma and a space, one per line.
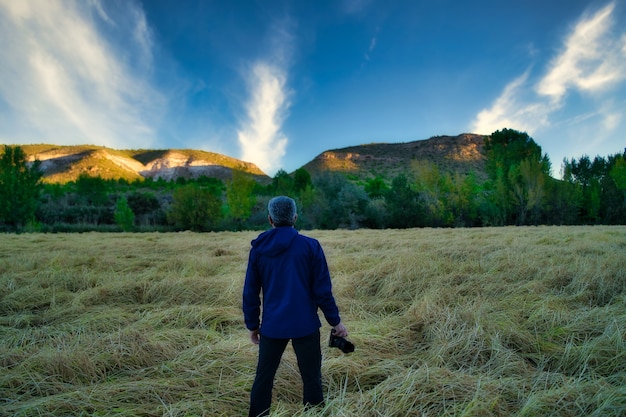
332, 322, 348, 338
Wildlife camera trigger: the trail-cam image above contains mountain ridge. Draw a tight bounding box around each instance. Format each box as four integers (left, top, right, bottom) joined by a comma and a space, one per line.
303, 133, 487, 181
17, 144, 268, 183
7, 134, 488, 183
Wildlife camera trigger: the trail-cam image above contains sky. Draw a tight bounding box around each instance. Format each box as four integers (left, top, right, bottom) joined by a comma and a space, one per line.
0, 0, 625, 177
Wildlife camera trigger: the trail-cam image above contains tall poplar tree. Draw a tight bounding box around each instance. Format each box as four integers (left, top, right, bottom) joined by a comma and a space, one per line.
226, 170, 257, 225
484, 129, 550, 224
0, 146, 43, 232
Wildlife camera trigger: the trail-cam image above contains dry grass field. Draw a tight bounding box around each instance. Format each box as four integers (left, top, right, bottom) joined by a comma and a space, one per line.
1, 226, 625, 416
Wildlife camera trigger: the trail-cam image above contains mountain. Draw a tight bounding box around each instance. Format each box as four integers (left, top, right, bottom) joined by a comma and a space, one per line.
15, 145, 269, 183
302, 133, 488, 181
8, 134, 488, 184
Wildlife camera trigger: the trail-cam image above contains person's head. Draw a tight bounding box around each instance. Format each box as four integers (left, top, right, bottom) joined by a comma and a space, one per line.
268, 196, 297, 227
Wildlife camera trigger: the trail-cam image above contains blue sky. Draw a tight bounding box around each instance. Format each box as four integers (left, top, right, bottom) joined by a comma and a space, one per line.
1, 0, 625, 177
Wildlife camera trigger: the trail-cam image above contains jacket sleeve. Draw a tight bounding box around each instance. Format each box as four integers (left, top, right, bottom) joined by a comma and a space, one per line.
242, 250, 261, 331
311, 241, 341, 327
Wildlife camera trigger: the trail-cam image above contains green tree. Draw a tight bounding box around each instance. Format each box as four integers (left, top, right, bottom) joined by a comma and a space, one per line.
609, 151, 626, 209
508, 158, 547, 225
306, 176, 369, 229
168, 184, 222, 231
270, 169, 294, 195
226, 171, 257, 225
588, 180, 602, 223
75, 174, 110, 205
294, 183, 316, 228
484, 128, 543, 182
610, 152, 626, 191
602, 156, 626, 224
558, 158, 584, 224
544, 175, 581, 225
484, 129, 549, 224
384, 174, 423, 228
364, 176, 389, 199
293, 168, 312, 194
308, 173, 350, 229
337, 181, 369, 229
482, 168, 510, 226
564, 154, 613, 223
127, 191, 163, 226
412, 162, 451, 226
447, 172, 480, 227
114, 197, 135, 231
196, 176, 226, 195
0, 146, 43, 231
127, 191, 161, 216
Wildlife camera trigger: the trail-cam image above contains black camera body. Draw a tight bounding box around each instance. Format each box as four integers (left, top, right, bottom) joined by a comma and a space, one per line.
329, 329, 355, 353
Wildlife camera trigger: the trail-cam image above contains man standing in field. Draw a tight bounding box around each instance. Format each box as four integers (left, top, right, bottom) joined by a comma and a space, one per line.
242, 195, 348, 417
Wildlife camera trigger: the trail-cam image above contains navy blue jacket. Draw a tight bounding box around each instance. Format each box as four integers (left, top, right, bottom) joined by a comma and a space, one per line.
242, 226, 341, 339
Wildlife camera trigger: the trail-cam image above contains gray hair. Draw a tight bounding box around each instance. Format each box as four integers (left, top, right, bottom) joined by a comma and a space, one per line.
268, 196, 297, 226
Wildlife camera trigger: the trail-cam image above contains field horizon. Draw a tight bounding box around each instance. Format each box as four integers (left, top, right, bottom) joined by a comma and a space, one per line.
1, 226, 625, 416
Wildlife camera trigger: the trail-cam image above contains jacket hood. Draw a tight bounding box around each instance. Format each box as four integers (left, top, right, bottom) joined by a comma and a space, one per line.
251, 226, 298, 257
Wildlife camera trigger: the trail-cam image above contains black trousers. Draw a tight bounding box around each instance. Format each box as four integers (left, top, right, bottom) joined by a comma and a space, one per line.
248, 330, 323, 417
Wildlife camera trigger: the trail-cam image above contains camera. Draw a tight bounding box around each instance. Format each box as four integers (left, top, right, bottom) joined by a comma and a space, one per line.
329, 329, 355, 353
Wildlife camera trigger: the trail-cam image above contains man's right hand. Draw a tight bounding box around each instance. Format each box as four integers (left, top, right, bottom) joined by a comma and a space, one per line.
249, 329, 260, 345
332, 322, 348, 338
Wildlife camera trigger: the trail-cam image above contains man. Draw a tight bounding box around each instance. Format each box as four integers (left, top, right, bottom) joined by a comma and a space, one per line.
242, 196, 348, 417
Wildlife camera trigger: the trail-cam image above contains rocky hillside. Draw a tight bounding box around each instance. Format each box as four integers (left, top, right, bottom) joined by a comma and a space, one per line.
9, 134, 488, 184
302, 133, 488, 181
17, 145, 269, 183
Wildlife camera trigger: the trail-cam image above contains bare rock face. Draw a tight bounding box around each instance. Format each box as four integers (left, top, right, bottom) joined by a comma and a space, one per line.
22, 146, 268, 183
138, 151, 219, 181
135, 151, 266, 181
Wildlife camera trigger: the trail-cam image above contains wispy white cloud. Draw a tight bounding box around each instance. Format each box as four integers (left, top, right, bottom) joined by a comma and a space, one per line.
537, 3, 624, 100
89, 0, 114, 26
364, 27, 379, 61
341, 0, 373, 15
237, 62, 290, 175
0, 0, 163, 148
130, 5, 154, 71
236, 19, 294, 175
471, 2, 626, 140
472, 71, 552, 135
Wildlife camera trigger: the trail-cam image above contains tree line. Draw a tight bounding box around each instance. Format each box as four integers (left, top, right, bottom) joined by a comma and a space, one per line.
1, 128, 624, 233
